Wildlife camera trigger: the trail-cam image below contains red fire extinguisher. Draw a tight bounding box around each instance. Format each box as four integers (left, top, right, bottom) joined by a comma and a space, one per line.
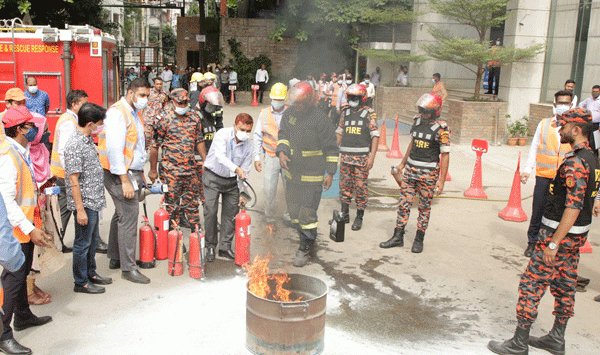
138, 216, 155, 269
234, 206, 251, 267
188, 225, 205, 279
154, 199, 169, 260
168, 225, 183, 276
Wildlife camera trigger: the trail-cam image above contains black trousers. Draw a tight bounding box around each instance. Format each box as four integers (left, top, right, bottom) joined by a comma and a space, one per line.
487, 67, 501, 95
526, 176, 551, 244
257, 82, 267, 103
202, 169, 239, 251
220, 83, 230, 104
1, 242, 35, 341
285, 182, 323, 243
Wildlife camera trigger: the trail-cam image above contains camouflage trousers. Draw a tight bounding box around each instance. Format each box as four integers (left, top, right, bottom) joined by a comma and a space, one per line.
161, 169, 202, 228
396, 165, 438, 232
516, 228, 585, 328
339, 156, 369, 210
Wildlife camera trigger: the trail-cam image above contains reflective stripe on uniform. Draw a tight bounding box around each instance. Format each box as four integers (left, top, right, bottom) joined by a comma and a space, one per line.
301, 150, 323, 157
326, 156, 339, 163
300, 222, 318, 230
407, 157, 438, 168
300, 175, 324, 182
340, 146, 370, 153
541, 216, 591, 234
277, 139, 290, 146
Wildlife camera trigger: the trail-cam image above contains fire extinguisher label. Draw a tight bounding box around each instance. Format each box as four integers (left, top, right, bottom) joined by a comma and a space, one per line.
164, 220, 169, 231
247, 225, 251, 236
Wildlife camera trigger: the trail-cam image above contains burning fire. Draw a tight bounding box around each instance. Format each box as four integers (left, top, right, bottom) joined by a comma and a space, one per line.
266, 223, 275, 236
245, 255, 302, 302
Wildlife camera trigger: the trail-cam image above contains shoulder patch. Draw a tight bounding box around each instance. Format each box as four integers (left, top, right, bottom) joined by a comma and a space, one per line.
436, 120, 448, 128
289, 116, 297, 126
566, 176, 575, 188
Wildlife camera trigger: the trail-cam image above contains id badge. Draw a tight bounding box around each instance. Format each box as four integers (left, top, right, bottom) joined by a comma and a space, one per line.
129, 172, 139, 191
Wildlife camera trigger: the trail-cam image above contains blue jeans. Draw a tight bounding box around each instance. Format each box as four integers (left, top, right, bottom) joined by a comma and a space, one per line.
73, 208, 99, 286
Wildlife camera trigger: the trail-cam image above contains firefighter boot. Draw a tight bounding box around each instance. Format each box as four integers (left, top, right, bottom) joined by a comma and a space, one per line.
293, 239, 312, 268
351, 209, 364, 231
379, 228, 404, 248
487, 326, 530, 355
341, 203, 350, 224
411, 230, 425, 253
528, 318, 567, 355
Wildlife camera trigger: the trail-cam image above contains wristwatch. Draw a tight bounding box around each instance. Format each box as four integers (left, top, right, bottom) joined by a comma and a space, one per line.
548, 242, 558, 250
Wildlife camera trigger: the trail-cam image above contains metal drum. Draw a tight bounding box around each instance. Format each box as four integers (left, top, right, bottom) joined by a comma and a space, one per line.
246, 273, 328, 355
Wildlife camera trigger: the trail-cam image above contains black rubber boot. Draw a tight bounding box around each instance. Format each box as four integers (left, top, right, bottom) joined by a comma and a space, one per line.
529, 318, 566, 355
411, 230, 425, 253
379, 228, 404, 248
341, 203, 350, 224
487, 326, 530, 355
524, 243, 535, 257
351, 210, 364, 231
293, 239, 312, 267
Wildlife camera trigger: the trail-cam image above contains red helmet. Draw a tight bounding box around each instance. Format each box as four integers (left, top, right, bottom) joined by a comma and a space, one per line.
346, 83, 366, 98
199, 86, 224, 106
416, 93, 443, 117
288, 81, 316, 109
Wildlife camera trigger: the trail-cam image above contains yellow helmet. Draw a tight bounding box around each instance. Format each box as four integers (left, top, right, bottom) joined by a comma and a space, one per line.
204, 72, 217, 81
190, 72, 205, 83
269, 82, 288, 100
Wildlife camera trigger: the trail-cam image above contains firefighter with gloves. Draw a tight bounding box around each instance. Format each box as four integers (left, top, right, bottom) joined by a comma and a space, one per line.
276, 81, 339, 267
335, 84, 379, 231
489, 108, 600, 355
380, 93, 449, 253
149, 89, 207, 228
196, 86, 224, 151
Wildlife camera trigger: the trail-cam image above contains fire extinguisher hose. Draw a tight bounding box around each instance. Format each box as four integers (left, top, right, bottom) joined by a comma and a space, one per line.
240, 178, 257, 208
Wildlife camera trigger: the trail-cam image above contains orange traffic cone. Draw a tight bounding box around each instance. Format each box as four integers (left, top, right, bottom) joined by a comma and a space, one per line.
378, 119, 389, 152
251, 85, 259, 106
386, 114, 403, 159
464, 139, 489, 199
580, 240, 592, 253
498, 153, 528, 222
229, 86, 236, 105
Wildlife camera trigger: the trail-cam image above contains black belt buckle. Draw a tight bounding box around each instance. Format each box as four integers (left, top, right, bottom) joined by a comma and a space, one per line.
329, 210, 345, 243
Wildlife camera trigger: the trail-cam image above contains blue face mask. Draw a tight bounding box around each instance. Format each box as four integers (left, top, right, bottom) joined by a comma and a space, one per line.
24, 126, 39, 143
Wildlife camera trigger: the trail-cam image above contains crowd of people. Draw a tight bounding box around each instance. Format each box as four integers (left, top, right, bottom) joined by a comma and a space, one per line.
1, 67, 600, 354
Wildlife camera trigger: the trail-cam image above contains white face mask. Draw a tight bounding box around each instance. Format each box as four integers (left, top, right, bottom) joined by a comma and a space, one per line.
190, 82, 198, 91
28, 86, 38, 94
236, 130, 250, 142
432, 79, 437, 84
346, 80, 352, 85
133, 96, 148, 110
337, 80, 343, 85
271, 100, 285, 111
554, 104, 570, 117
364, 80, 370, 84
175, 106, 189, 115
349, 99, 360, 108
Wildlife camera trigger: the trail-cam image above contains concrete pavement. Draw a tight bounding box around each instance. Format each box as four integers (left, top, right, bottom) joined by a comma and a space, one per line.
16, 104, 600, 354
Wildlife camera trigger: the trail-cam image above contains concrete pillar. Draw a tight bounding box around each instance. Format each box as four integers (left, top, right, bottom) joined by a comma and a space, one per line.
500, 0, 551, 122
582, 2, 600, 98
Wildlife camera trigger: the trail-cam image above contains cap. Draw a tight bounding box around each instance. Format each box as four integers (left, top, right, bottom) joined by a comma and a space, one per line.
204, 72, 217, 81
169, 88, 189, 103
2, 105, 33, 128
4, 88, 25, 102
190, 72, 205, 83
558, 107, 592, 127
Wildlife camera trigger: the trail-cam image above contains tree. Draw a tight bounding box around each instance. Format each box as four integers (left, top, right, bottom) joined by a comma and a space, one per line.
422, 0, 544, 98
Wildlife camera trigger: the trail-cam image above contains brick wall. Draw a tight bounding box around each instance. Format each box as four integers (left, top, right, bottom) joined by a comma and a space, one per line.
176, 16, 201, 69
219, 18, 299, 80
374, 87, 426, 122
528, 103, 553, 136
446, 100, 508, 144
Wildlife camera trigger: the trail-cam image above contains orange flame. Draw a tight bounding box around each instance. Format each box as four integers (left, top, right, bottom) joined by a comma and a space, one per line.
245, 255, 302, 302
266, 224, 274, 236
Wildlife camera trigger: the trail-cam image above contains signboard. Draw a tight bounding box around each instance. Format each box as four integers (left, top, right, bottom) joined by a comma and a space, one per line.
196, 35, 206, 42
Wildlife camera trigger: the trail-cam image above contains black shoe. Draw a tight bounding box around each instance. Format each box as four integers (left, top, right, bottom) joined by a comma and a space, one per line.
411, 230, 425, 253
61, 245, 73, 253
594, 294, 600, 302
13, 315, 53, 331
207, 247, 215, 262
351, 210, 364, 231
121, 270, 150, 284
341, 203, 350, 224
0, 338, 32, 354
529, 318, 566, 355
524, 243, 535, 257
96, 240, 108, 254
379, 228, 404, 248
218, 249, 235, 260
109, 259, 120, 270
89, 274, 113, 285
74, 283, 105, 294
487, 326, 530, 355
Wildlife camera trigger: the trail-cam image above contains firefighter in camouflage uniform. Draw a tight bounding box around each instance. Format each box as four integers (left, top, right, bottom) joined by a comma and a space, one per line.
276, 81, 339, 267
335, 84, 379, 231
148, 89, 207, 228
380, 93, 449, 253
489, 108, 600, 355
143, 78, 168, 148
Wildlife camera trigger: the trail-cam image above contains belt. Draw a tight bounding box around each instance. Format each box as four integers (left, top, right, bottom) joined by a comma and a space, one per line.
541, 216, 591, 234
128, 169, 143, 173
205, 168, 237, 180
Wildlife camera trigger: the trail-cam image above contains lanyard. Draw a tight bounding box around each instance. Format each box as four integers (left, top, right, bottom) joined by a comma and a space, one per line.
9, 141, 38, 192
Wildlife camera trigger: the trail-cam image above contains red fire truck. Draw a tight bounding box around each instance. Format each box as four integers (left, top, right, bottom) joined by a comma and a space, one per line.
0, 18, 119, 139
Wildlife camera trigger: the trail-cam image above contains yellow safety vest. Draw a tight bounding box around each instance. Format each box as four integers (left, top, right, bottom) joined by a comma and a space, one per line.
50, 112, 77, 178
0, 140, 41, 243
98, 99, 140, 171
260, 107, 281, 157
536, 118, 571, 179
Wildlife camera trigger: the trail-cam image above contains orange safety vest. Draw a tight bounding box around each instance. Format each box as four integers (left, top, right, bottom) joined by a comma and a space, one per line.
260, 107, 283, 157
98, 99, 140, 171
0, 140, 42, 243
535, 118, 571, 179
50, 111, 77, 178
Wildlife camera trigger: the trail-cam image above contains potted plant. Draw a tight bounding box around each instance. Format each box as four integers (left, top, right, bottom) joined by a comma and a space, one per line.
517, 116, 529, 145
507, 121, 519, 146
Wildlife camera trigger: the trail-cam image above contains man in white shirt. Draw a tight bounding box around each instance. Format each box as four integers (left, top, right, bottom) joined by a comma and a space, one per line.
520, 90, 574, 257
160, 66, 174, 93
203, 113, 254, 262
228, 67, 238, 104
255, 64, 269, 104
578, 84, 600, 151
361, 74, 376, 107
99, 78, 151, 284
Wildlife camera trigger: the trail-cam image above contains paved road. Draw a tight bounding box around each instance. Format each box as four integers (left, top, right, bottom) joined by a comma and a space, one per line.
16, 104, 600, 354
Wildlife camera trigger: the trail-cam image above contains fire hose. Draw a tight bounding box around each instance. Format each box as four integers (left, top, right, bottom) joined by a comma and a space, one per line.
240, 178, 257, 209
